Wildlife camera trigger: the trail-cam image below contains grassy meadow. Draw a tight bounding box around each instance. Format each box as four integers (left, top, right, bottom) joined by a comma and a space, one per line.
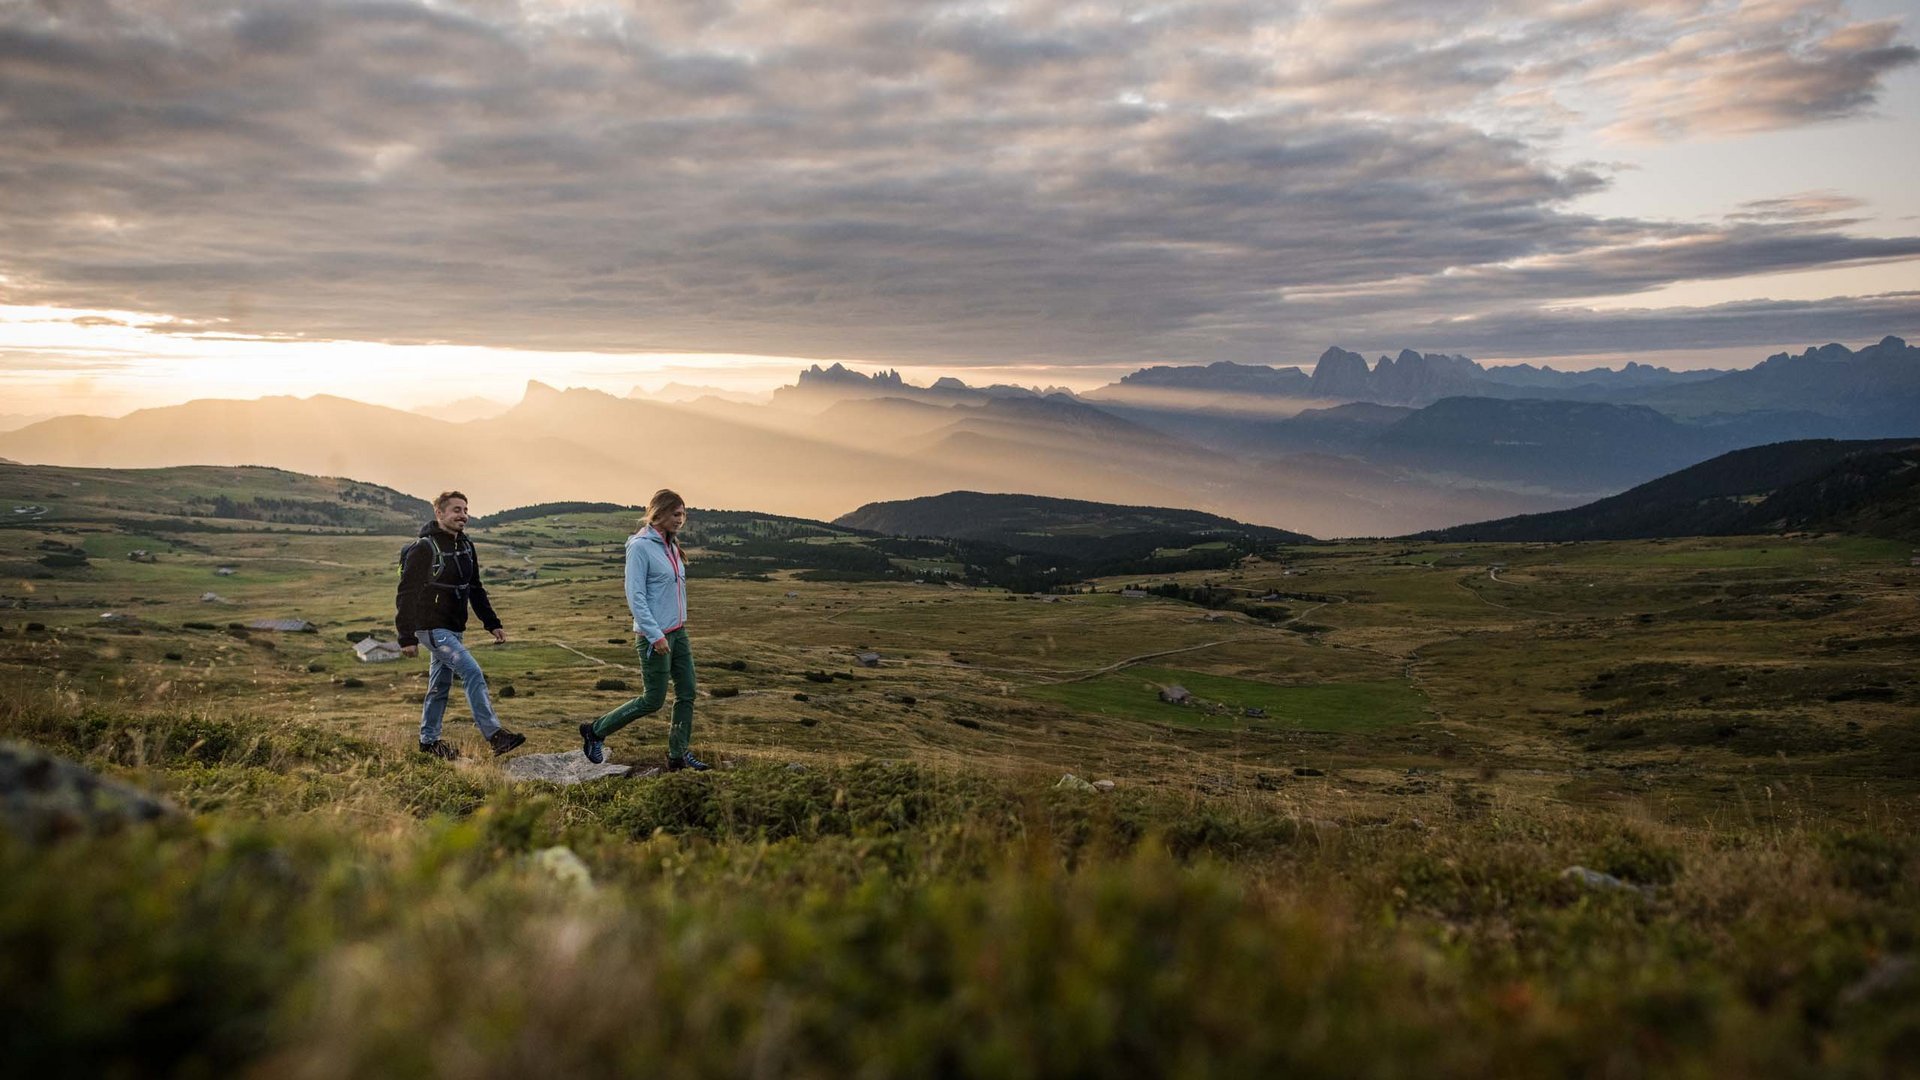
3, 479, 1919, 1076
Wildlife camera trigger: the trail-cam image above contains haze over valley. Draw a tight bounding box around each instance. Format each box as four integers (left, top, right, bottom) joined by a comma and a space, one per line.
4, 336, 1915, 537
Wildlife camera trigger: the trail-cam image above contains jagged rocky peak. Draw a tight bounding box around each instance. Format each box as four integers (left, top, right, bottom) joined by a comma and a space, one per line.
521, 379, 563, 402
797, 363, 906, 388
1314, 346, 1368, 371
1310, 347, 1373, 396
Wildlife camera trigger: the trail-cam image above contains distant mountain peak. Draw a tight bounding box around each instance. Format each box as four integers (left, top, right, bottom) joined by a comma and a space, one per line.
522, 379, 562, 402
797, 363, 905, 389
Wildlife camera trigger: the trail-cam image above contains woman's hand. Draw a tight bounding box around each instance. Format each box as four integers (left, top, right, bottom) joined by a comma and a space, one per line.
652, 637, 670, 654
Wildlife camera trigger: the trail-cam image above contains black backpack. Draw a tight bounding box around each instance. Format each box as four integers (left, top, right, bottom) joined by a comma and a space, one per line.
398, 535, 470, 596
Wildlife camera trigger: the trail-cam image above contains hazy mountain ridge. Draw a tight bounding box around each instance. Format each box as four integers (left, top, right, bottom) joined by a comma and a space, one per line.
773, 363, 1075, 408
1625, 336, 1920, 426
1373, 397, 1728, 492
6, 375, 1512, 535
1082, 336, 1919, 500
1095, 347, 1728, 410
1416, 439, 1920, 543
7, 338, 1909, 538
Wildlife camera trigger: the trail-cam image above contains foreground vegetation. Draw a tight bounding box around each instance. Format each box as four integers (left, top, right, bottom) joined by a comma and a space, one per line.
5, 694, 1918, 1078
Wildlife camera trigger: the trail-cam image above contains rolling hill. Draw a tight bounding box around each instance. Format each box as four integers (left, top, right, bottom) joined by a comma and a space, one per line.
0, 462, 430, 532
834, 490, 1314, 569
1416, 439, 1920, 543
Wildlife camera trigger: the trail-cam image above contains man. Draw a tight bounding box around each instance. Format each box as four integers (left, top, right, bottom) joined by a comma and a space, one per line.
396, 490, 526, 760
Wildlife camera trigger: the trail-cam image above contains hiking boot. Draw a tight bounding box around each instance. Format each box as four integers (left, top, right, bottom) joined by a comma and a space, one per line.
667, 751, 711, 772
579, 722, 605, 765
488, 729, 527, 756
418, 739, 459, 762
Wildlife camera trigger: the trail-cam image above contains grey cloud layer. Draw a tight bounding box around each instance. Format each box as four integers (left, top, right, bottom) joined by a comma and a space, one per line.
0, 0, 1914, 367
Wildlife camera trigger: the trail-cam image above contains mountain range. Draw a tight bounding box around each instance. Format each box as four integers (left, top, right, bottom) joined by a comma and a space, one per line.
2, 337, 1914, 537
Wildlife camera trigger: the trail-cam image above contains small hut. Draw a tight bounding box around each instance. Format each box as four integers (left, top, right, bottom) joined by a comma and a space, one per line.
855, 651, 882, 668
354, 638, 405, 663
1158, 684, 1192, 705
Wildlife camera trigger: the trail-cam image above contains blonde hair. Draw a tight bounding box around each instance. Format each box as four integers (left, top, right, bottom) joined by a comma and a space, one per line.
644, 489, 686, 537
434, 490, 467, 510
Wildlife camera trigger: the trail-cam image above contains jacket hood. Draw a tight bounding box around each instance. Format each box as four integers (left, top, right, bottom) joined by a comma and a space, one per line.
420, 521, 463, 541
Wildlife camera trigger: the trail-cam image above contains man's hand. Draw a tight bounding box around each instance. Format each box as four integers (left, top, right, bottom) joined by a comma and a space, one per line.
491, 628, 508, 645
651, 637, 670, 654
401, 644, 418, 658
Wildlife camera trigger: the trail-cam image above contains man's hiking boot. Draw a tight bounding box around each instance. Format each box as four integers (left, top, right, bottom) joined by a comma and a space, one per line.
579, 722, 605, 765
488, 729, 527, 756
418, 739, 459, 762
667, 752, 712, 772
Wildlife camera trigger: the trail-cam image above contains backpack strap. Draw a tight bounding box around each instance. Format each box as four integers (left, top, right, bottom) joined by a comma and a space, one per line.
401, 536, 464, 592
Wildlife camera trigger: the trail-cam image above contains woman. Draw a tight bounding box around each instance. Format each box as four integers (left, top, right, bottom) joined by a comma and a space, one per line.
580, 489, 710, 771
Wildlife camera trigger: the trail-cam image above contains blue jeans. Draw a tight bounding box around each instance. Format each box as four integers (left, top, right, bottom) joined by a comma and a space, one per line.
418, 628, 500, 744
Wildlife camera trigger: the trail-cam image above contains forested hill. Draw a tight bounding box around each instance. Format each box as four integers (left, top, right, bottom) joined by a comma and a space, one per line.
835, 490, 1313, 559
1417, 439, 1920, 543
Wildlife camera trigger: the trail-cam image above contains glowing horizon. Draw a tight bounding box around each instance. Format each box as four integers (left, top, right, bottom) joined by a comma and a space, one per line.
3, 1, 1918, 420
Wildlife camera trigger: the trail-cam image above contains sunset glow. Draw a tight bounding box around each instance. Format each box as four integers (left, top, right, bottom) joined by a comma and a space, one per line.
1, 0, 1916, 417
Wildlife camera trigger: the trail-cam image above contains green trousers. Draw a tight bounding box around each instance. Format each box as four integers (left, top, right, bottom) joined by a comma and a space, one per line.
591, 627, 695, 760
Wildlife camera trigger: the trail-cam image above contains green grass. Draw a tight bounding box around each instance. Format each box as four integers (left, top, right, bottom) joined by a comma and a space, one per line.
8, 488, 1920, 1075
1025, 666, 1427, 732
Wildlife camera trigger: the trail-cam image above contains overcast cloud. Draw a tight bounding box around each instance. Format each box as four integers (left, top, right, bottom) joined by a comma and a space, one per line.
0, 0, 1915, 371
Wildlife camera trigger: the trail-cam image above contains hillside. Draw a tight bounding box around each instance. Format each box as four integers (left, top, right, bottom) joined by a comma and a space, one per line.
1418, 439, 1920, 542
0, 462, 430, 532
834, 490, 1314, 569
4, 464, 1919, 1077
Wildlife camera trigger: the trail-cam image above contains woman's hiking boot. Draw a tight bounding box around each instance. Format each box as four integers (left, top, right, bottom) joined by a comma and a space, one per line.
417, 739, 459, 762
667, 751, 711, 772
579, 722, 605, 765
488, 729, 527, 756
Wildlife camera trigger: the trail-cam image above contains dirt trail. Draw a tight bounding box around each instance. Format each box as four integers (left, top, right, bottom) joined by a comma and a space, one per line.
541, 639, 643, 673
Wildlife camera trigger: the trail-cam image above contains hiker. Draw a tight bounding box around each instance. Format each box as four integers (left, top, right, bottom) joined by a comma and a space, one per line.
580, 488, 710, 771
397, 490, 526, 760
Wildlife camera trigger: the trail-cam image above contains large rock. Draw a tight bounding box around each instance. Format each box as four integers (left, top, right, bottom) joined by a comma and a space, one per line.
1560, 865, 1655, 897
0, 740, 178, 841
530, 846, 595, 895
502, 751, 634, 785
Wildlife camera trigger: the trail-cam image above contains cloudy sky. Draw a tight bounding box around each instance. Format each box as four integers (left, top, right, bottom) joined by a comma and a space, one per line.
2, 0, 1918, 414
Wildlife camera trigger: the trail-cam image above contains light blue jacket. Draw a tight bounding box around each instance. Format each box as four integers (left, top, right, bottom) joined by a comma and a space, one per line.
624, 526, 687, 645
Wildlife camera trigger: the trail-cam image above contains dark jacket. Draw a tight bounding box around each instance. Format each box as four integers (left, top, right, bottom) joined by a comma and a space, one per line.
395, 522, 502, 646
